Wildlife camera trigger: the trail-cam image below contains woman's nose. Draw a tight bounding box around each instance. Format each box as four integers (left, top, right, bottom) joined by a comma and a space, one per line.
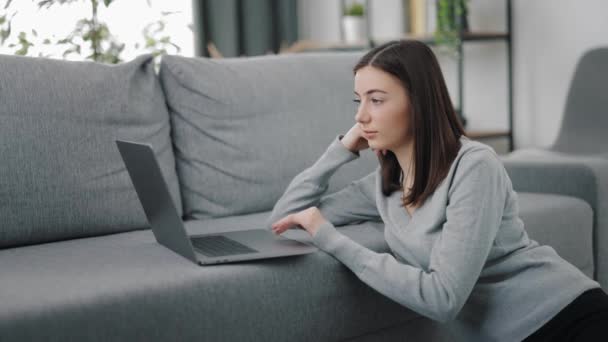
355, 106, 370, 124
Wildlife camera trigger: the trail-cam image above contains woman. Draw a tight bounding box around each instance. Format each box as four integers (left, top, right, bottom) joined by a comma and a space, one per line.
266, 40, 608, 341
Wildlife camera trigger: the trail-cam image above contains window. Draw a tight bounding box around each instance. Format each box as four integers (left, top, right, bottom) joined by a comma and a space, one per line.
0, 0, 193, 62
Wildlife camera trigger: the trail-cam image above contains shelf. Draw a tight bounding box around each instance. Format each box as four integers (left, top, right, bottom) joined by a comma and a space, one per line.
466, 130, 510, 140
290, 31, 510, 53
461, 32, 510, 41
375, 31, 509, 46
295, 1, 513, 151
284, 40, 369, 53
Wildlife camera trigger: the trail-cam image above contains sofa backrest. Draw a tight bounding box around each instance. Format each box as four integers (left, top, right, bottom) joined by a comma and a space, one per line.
0, 54, 182, 248
159, 52, 379, 220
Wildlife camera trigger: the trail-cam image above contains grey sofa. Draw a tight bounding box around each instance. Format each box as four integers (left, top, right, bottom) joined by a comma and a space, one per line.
0, 51, 602, 341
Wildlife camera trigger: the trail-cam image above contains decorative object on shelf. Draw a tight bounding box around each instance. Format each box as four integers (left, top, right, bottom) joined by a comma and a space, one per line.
409, 0, 426, 35
434, 0, 469, 56
341, 1, 367, 43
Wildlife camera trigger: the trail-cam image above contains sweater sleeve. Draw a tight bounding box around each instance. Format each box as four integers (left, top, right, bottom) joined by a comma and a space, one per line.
265, 134, 380, 229
312, 149, 507, 323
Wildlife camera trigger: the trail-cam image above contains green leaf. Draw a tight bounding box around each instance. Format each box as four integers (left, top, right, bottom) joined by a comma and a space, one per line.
82, 30, 92, 41
37, 0, 54, 9
343, 3, 364, 16
6, 19, 11, 36
1, 30, 9, 44
15, 44, 29, 55
36, 0, 81, 9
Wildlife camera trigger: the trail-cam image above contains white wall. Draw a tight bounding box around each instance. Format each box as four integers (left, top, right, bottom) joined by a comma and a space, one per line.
297, 0, 342, 42
368, 0, 406, 40
512, 0, 608, 148
297, 0, 407, 43
297, 0, 608, 149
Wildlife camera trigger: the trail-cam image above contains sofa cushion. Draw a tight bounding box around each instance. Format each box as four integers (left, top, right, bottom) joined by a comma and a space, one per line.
517, 192, 594, 278
0, 214, 419, 342
159, 52, 378, 219
0, 200, 594, 341
0, 54, 181, 248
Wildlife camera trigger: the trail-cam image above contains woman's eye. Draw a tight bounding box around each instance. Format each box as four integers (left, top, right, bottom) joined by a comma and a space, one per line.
371, 98, 383, 104
353, 99, 361, 104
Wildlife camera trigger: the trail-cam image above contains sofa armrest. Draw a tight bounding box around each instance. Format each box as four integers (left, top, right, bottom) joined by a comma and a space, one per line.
501, 156, 608, 289
501, 159, 598, 211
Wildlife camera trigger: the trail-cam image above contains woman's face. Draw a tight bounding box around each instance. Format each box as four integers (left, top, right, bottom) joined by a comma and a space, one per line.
353, 65, 412, 151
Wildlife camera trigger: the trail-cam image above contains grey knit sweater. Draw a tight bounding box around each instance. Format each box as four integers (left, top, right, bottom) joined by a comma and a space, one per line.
266, 134, 600, 341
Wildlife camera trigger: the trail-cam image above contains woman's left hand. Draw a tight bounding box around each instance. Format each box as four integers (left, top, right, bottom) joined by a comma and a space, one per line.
271, 207, 329, 238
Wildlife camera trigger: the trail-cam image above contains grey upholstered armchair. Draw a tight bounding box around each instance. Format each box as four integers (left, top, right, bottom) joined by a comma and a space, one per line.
501, 46, 608, 289
551, 47, 608, 155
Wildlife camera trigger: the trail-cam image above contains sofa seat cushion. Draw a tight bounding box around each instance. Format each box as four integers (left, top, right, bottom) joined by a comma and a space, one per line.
517, 192, 594, 278
0, 212, 418, 342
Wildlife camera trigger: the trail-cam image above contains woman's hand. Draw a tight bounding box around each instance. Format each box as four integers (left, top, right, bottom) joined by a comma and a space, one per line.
271, 207, 329, 238
341, 123, 387, 158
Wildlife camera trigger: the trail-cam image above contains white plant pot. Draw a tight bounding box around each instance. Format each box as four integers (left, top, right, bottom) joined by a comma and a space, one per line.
342, 16, 367, 43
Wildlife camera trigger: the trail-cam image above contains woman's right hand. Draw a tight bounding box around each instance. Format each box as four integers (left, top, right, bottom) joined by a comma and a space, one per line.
341, 123, 387, 157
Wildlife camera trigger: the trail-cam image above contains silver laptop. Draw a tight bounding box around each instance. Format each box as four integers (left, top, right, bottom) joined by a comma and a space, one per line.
116, 140, 317, 265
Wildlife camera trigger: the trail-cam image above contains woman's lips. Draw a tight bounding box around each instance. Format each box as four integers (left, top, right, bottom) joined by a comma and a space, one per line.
363, 131, 377, 138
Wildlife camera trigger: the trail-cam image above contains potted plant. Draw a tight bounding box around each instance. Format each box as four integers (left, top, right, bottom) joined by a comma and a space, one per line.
434, 0, 469, 56
342, 1, 367, 44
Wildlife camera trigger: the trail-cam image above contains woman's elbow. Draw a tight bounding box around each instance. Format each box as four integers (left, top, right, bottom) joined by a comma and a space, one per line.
425, 287, 466, 323
405, 297, 462, 323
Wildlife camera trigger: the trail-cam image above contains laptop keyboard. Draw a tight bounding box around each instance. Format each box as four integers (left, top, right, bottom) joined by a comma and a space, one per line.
191, 235, 259, 257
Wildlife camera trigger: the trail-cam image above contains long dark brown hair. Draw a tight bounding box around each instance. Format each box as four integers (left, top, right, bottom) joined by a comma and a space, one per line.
354, 40, 466, 208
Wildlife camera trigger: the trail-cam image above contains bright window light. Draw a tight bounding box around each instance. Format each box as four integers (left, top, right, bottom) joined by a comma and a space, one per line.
0, 0, 194, 62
